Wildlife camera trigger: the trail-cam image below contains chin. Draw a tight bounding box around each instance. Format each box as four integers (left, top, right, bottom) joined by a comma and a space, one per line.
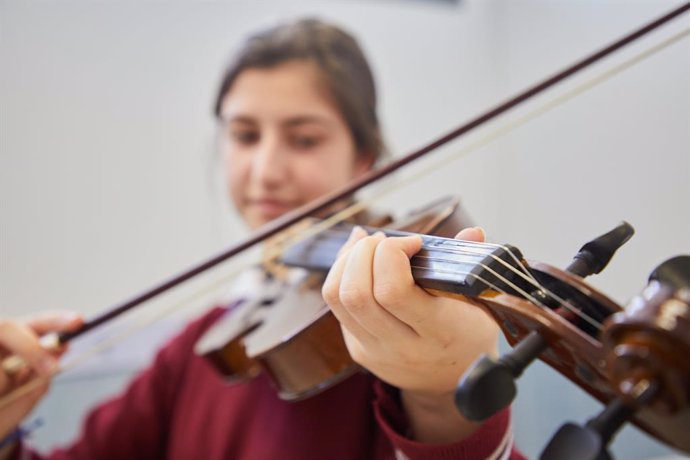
242, 206, 297, 230
246, 214, 277, 230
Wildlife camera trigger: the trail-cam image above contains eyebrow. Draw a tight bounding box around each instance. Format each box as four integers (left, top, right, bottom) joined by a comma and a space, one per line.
222, 114, 334, 128
283, 116, 334, 128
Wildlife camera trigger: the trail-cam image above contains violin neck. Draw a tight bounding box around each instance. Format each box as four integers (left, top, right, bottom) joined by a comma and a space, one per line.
280, 224, 527, 298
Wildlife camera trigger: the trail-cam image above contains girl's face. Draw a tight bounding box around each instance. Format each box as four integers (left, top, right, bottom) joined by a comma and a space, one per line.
218, 60, 372, 230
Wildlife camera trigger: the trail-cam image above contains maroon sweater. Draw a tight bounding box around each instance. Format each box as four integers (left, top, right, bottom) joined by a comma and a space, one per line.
15, 308, 524, 460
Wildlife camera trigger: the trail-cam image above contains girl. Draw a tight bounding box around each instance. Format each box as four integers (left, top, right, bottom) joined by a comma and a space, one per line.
0, 18, 522, 460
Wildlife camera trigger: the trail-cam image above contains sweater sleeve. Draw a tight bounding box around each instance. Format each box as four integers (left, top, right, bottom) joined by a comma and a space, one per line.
16, 309, 225, 460
372, 380, 526, 460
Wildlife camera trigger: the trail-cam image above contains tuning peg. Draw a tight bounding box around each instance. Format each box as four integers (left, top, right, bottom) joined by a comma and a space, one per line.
648, 255, 690, 290
541, 396, 639, 460
566, 222, 634, 278
539, 422, 612, 460
455, 330, 547, 421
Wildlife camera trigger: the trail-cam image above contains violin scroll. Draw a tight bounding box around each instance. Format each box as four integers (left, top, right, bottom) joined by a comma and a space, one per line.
605, 272, 690, 415
455, 222, 635, 423
542, 256, 690, 459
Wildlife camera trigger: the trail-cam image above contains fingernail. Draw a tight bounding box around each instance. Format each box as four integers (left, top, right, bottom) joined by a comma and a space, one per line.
39, 332, 61, 350
61, 312, 84, 325
474, 226, 487, 240
349, 226, 367, 239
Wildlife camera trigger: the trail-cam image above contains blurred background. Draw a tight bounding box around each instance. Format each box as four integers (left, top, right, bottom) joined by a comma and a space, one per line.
1, 0, 688, 458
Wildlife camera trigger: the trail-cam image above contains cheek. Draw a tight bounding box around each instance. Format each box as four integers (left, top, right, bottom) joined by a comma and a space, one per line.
224, 149, 248, 205
295, 153, 358, 199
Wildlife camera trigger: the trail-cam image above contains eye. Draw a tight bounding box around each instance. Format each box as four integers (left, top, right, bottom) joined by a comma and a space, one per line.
290, 134, 323, 150
230, 128, 260, 146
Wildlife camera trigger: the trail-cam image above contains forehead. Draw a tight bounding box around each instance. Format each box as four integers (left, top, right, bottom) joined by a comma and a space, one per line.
219, 60, 342, 123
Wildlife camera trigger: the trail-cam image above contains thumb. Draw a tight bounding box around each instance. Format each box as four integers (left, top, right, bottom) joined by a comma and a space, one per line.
24, 311, 84, 335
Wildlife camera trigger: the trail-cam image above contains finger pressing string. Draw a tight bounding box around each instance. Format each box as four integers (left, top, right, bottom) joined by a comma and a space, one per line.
339, 226, 369, 256
455, 226, 486, 242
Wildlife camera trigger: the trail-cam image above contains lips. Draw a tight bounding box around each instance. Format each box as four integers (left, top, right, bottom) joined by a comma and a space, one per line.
246, 198, 298, 218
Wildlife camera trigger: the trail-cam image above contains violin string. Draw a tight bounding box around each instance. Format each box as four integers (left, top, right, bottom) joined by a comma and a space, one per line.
410, 260, 603, 331
416, 233, 605, 329
419, 245, 550, 306
476, 264, 603, 331
462, 272, 587, 334
412, 263, 548, 319
440, 240, 542, 286
416, 241, 603, 331
414, 240, 603, 330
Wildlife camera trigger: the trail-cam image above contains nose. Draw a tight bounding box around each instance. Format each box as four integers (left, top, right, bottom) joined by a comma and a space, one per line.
251, 132, 288, 188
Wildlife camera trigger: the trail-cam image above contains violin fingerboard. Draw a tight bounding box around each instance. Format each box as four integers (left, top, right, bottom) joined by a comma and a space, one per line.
281, 226, 528, 299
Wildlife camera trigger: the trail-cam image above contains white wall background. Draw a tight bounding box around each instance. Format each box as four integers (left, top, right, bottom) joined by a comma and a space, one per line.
1, 0, 688, 458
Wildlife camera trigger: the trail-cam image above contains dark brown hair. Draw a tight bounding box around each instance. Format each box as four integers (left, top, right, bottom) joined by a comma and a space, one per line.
213, 18, 385, 164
